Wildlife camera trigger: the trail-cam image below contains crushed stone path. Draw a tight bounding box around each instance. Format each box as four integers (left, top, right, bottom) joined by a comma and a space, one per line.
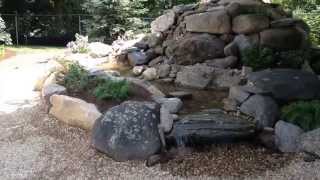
0, 53, 319, 180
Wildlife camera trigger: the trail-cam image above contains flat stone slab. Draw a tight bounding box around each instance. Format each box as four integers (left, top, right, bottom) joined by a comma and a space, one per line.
168, 109, 255, 146
247, 69, 320, 102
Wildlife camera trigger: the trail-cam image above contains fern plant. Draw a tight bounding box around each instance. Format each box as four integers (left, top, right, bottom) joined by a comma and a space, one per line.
63, 62, 90, 93
93, 79, 129, 101
282, 100, 320, 131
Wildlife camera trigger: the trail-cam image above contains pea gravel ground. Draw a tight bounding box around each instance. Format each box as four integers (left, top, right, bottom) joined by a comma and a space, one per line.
1, 53, 320, 180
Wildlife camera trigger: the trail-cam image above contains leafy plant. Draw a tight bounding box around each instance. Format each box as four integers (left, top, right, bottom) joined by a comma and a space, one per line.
282, 100, 320, 131
275, 50, 307, 69
241, 46, 277, 71
67, 33, 89, 53
93, 79, 129, 101
0, 16, 12, 45
63, 62, 90, 93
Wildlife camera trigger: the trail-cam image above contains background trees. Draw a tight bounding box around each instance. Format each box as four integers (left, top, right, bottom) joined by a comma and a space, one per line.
0, 0, 318, 46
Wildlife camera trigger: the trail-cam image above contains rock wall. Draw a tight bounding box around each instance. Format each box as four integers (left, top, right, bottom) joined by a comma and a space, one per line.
115, 0, 311, 89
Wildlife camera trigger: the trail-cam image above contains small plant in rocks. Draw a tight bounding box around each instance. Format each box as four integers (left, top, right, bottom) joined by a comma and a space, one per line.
281, 100, 320, 131
67, 33, 89, 53
63, 62, 90, 93
241, 46, 276, 71
93, 79, 129, 101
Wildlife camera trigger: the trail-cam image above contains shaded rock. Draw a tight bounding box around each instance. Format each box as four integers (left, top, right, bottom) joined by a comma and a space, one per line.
240, 95, 279, 129
205, 56, 238, 69
211, 69, 243, 89
132, 66, 146, 76
128, 51, 149, 66
224, 41, 239, 56
219, 0, 262, 5
234, 34, 259, 53
142, 68, 158, 81
88, 42, 113, 58
223, 98, 238, 112
166, 34, 225, 65
173, 4, 196, 14
220, 34, 235, 44
232, 14, 270, 34
157, 64, 171, 78
258, 128, 276, 150
161, 98, 183, 114
49, 95, 102, 130
149, 56, 165, 67
151, 10, 176, 33
275, 120, 304, 153
145, 33, 164, 48
175, 64, 214, 89
160, 107, 174, 133
260, 28, 306, 50
229, 86, 250, 104
185, 10, 231, 34
270, 18, 302, 28
247, 69, 320, 101
43, 72, 58, 87
41, 84, 66, 107
168, 91, 193, 100
168, 109, 255, 146
92, 101, 161, 161
300, 128, 320, 157
125, 77, 165, 98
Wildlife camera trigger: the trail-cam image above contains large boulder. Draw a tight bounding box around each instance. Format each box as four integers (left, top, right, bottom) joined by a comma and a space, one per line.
91, 101, 161, 161
275, 121, 304, 153
166, 34, 225, 65
168, 109, 255, 145
300, 128, 320, 157
185, 10, 231, 34
49, 95, 102, 130
240, 95, 279, 129
175, 64, 214, 89
88, 42, 113, 58
151, 10, 176, 33
247, 69, 320, 102
260, 28, 307, 50
205, 56, 238, 69
210, 69, 243, 89
232, 14, 270, 34
41, 84, 66, 106
127, 51, 149, 66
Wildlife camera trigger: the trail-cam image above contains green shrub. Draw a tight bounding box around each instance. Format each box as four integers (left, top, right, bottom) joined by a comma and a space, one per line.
63, 62, 90, 93
241, 47, 314, 71
241, 46, 277, 71
281, 100, 320, 131
276, 50, 307, 69
93, 79, 129, 101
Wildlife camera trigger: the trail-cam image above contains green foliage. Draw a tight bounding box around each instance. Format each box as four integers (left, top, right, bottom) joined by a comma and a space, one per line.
275, 50, 306, 69
67, 34, 89, 53
282, 100, 320, 131
63, 61, 130, 101
82, 0, 198, 42
241, 46, 277, 71
241, 46, 311, 71
0, 16, 12, 45
93, 79, 129, 101
272, 0, 320, 46
63, 62, 90, 93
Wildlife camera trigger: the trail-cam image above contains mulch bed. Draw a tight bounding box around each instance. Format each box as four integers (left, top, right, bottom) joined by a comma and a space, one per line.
161, 143, 296, 178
